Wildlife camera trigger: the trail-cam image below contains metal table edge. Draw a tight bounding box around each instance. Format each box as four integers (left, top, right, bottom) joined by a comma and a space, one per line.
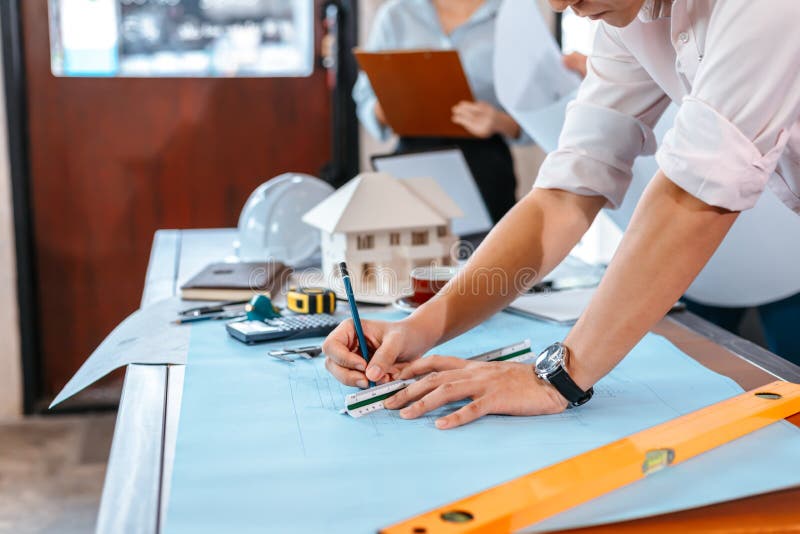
668, 310, 800, 383
96, 364, 168, 534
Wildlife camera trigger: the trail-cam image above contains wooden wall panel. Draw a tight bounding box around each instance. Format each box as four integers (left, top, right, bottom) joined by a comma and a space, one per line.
20, 0, 332, 400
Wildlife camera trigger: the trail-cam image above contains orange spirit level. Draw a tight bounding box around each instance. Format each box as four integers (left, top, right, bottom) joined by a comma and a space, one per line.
380, 380, 800, 534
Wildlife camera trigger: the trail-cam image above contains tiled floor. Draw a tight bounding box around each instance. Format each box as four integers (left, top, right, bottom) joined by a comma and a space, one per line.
0, 414, 115, 534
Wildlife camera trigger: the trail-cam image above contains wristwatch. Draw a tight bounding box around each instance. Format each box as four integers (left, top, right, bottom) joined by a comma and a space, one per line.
534, 342, 593, 407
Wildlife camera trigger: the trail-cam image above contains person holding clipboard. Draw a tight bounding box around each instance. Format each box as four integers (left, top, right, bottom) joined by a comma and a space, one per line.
327, 0, 800, 428
353, 0, 525, 224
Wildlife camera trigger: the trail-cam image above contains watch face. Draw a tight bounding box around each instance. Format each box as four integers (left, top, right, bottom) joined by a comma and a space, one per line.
535, 343, 565, 376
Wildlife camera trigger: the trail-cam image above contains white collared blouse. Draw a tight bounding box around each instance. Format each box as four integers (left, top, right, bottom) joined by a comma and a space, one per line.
535, 0, 800, 214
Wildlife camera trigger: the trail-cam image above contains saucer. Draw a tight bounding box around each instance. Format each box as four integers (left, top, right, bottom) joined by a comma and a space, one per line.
393, 296, 420, 313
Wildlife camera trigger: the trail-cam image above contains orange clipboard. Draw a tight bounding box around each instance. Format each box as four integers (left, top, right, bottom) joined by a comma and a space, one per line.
354, 48, 476, 138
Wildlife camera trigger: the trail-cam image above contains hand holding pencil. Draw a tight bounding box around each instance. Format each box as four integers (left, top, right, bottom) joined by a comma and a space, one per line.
323, 262, 434, 388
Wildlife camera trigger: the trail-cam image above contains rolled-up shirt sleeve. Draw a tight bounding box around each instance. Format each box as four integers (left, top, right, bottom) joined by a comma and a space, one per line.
656, 0, 800, 211
535, 23, 670, 208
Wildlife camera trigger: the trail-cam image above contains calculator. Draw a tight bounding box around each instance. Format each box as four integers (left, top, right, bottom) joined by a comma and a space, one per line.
226, 314, 341, 344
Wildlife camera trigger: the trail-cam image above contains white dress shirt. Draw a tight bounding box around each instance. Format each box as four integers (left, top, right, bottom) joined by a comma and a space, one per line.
535, 0, 800, 214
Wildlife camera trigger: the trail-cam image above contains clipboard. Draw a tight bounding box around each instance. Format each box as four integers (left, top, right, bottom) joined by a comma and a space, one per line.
354, 48, 476, 138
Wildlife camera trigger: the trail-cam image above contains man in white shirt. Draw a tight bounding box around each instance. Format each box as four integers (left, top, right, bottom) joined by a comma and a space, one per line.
550, 45, 800, 366
322, 0, 800, 429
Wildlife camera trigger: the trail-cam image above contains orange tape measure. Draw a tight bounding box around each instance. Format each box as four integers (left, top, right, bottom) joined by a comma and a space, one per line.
286, 286, 337, 315
380, 380, 800, 534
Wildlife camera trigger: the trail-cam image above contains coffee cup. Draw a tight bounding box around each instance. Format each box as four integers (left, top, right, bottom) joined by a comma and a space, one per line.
409, 266, 459, 304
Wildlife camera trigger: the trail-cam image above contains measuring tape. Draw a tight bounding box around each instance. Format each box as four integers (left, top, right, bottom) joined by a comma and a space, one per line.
380, 380, 800, 534
286, 286, 336, 315
344, 340, 533, 418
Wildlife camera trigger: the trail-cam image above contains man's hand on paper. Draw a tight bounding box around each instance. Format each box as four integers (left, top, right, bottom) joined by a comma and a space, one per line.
323, 318, 435, 388
383, 356, 568, 429
451, 101, 521, 139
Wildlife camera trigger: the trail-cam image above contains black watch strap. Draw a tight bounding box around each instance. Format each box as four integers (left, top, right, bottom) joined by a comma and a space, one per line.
547, 367, 593, 407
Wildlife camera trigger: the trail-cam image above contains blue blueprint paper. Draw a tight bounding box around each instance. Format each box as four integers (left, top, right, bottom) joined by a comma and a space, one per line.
165, 311, 800, 533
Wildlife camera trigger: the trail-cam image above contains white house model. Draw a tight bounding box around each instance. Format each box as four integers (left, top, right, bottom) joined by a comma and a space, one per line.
302, 172, 463, 299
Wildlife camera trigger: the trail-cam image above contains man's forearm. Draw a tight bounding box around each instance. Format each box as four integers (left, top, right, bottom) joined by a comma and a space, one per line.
565, 171, 739, 389
408, 188, 605, 347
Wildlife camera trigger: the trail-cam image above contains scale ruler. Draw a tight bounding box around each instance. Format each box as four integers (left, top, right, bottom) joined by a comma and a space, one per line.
344, 340, 533, 418
380, 380, 800, 534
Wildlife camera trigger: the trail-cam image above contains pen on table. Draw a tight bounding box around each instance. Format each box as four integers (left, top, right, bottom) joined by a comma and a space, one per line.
339, 261, 375, 388
171, 311, 245, 325
179, 299, 249, 317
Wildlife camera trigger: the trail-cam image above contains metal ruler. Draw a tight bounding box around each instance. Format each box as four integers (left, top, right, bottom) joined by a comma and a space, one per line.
344, 340, 534, 418
380, 380, 800, 534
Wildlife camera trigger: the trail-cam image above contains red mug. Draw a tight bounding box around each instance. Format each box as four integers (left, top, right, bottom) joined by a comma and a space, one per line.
410, 266, 459, 304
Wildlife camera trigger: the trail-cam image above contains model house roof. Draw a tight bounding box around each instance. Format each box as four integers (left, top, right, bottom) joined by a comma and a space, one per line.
303, 172, 463, 234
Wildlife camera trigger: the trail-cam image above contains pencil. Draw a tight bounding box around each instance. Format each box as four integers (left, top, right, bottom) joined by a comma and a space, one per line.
339, 262, 375, 388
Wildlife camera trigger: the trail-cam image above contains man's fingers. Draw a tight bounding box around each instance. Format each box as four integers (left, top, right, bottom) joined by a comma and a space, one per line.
398, 380, 475, 420
324, 340, 368, 372
366, 331, 402, 382
397, 355, 468, 380
385, 368, 471, 409
435, 396, 492, 429
386, 360, 411, 376
324, 357, 369, 388
384, 371, 444, 409
322, 320, 367, 372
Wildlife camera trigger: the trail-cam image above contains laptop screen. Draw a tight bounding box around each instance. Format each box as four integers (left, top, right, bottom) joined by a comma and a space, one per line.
372, 148, 493, 237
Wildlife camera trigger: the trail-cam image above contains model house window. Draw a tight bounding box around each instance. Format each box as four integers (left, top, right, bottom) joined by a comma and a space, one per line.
411, 231, 429, 246
357, 234, 374, 250
390, 232, 400, 246
437, 226, 447, 237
